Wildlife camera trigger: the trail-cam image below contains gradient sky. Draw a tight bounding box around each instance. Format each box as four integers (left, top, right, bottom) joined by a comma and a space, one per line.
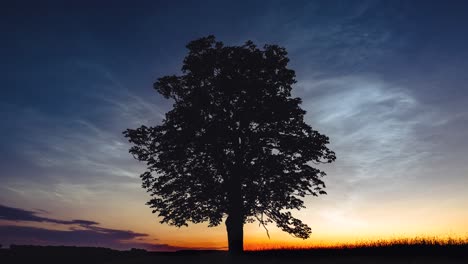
1, 0, 468, 251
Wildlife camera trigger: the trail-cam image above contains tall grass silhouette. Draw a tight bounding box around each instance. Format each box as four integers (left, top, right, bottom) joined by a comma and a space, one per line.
246, 236, 468, 257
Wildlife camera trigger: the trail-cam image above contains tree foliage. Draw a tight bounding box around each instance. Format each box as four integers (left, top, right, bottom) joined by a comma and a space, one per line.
124, 36, 335, 241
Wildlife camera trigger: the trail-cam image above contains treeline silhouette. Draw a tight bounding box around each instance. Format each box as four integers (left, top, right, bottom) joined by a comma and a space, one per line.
0, 245, 150, 264
0, 245, 228, 264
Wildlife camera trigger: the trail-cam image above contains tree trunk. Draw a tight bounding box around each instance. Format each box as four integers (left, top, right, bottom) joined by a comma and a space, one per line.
226, 129, 244, 255
226, 169, 244, 255
226, 213, 243, 255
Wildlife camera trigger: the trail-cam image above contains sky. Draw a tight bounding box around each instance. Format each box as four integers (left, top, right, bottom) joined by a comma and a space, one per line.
1, 0, 468, 251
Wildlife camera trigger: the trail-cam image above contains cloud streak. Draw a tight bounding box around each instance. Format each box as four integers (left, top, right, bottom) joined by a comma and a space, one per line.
0, 204, 98, 226
0, 204, 201, 251
0, 225, 164, 250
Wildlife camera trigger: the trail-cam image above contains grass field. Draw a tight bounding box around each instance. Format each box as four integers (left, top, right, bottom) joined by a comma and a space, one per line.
1, 237, 467, 264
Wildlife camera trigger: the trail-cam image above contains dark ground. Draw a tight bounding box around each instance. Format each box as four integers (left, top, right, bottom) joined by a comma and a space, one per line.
1, 245, 467, 264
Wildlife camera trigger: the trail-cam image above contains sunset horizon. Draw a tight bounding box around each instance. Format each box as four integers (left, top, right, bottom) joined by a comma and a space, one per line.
1, 202, 467, 251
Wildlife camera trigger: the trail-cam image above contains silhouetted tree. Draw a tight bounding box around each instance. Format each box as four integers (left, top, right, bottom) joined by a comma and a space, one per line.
124, 36, 336, 255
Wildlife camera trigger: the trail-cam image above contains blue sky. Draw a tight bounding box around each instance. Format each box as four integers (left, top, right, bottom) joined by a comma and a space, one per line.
1, 0, 468, 250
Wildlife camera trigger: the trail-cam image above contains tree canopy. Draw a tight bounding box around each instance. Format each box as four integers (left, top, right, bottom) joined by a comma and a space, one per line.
124, 36, 335, 253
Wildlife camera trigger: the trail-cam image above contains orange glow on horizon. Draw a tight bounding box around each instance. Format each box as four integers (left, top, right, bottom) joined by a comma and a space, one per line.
3, 192, 467, 251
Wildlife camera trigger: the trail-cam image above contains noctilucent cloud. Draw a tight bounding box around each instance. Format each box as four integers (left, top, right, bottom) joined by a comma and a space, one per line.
1, 0, 468, 250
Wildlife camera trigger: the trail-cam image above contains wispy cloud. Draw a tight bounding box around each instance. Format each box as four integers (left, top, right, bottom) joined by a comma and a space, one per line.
298, 75, 432, 181
292, 74, 442, 231
299, 76, 431, 178
243, 0, 404, 76
0, 62, 168, 216
0, 62, 166, 187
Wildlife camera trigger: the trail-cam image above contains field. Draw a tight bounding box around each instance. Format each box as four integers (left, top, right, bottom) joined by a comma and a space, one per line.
1, 237, 467, 264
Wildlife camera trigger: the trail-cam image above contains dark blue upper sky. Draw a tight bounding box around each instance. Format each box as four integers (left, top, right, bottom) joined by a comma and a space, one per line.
1, 0, 468, 249
3, 1, 468, 113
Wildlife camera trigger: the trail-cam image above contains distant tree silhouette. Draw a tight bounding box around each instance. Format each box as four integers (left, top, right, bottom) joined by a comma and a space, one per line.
124, 36, 336, 255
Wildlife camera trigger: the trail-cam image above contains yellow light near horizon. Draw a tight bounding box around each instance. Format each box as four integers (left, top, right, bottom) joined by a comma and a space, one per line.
151, 204, 468, 250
